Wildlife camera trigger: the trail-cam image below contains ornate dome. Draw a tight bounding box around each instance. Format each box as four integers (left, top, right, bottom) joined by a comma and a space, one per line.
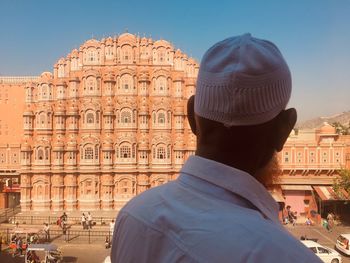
318, 122, 336, 135
153, 39, 172, 49
82, 38, 100, 48
40, 72, 53, 80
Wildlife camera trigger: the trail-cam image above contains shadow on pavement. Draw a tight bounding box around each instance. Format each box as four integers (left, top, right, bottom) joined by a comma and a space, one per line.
0, 253, 24, 263
63, 256, 78, 262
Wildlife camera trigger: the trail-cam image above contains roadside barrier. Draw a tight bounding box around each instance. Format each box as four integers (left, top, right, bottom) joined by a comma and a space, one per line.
5, 215, 115, 226
0, 227, 112, 244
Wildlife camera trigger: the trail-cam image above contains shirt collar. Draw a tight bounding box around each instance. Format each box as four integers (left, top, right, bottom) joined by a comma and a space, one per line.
180, 155, 280, 224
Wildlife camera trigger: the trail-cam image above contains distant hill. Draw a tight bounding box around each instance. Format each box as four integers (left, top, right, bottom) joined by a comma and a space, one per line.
296, 111, 350, 130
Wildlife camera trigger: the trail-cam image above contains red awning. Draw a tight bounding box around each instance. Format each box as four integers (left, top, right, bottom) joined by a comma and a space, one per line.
313, 186, 350, 201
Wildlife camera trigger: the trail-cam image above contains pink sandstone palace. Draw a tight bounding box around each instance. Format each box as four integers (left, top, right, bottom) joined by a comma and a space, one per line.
0, 33, 349, 218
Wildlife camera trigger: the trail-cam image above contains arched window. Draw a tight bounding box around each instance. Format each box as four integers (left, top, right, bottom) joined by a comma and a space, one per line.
85, 147, 94, 159
117, 179, 133, 195
42, 85, 48, 98
158, 112, 165, 124
121, 45, 132, 63
87, 50, 96, 62
121, 110, 132, 123
81, 179, 94, 197
38, 149, 44, 160
58, 65, 64, 77
71, 58, 78, 70
105, 46, 113, 58
120, 74, 133, 91
157, 146, 166, 159
40, 113, 46, 125
37, 184, 44, 199
120, 145, 131, 158
156, 76, 167, 93
86, 76, 96, 92
86, 112, 94, 124
123, 50, 130, 61
159, 51, 165, 62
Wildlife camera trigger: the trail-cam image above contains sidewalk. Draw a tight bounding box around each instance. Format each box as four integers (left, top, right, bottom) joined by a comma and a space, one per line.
4, 210, 119, 226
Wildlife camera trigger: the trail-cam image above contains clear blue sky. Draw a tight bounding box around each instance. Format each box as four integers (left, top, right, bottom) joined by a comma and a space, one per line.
1, 0, 350, 122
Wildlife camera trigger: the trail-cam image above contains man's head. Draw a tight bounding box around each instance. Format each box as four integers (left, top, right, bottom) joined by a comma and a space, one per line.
187, 34, 296, 186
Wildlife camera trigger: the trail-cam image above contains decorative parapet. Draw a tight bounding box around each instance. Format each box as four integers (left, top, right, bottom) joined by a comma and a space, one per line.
0, 76, 40, 84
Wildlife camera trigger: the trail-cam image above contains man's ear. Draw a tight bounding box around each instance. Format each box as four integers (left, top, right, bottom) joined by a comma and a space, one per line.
187, 95, 197, 135
274, 108, 297, 151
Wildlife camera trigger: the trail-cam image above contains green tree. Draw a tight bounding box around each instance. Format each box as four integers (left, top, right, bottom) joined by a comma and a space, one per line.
331, 122, 350, 135
333, 169, 350, 198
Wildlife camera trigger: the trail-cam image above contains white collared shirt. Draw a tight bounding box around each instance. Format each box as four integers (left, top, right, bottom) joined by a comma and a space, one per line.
111, 156, 321, 263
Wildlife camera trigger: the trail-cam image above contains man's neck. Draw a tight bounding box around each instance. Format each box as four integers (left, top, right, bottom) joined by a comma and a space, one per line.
195, 148, 259, 176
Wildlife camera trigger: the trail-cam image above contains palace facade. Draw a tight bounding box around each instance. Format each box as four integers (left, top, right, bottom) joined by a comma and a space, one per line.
0, 33, 198, 211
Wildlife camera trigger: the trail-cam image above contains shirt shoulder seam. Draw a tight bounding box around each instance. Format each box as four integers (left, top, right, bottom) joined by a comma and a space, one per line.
120, 210, 200, 262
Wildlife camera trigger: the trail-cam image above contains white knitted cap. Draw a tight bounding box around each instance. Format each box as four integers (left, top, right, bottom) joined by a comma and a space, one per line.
195, 33, 291, 126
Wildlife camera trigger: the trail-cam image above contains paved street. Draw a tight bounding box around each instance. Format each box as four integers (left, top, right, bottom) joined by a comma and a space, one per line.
1, 223, 349, 262
0, 242, 110, 263
287, 225, 350, 262
54, 242, 110, 263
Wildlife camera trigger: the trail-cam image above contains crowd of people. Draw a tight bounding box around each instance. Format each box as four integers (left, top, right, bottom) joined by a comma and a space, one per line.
282, 205, 337, 231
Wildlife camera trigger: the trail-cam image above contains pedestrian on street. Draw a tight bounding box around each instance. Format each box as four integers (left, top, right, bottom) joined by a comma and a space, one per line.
43, 223, 50, 242
109, 219, 115, 237
327, 213, 334, 232
286, 205, 297, 226
60, 212, 67, 228
81, 213, 87, 230
87, 212, 93, 229
16, 237, 23, 256
62, 220, 68, 242
62, 212, 67, 221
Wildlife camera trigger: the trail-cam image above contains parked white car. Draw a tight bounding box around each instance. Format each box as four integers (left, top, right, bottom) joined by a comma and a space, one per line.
301, 240, 342, 263
336, 234, 350, 256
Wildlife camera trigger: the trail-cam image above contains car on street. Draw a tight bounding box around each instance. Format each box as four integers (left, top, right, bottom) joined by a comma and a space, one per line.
301, 240, 342, 263
336, 234, 350, 256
